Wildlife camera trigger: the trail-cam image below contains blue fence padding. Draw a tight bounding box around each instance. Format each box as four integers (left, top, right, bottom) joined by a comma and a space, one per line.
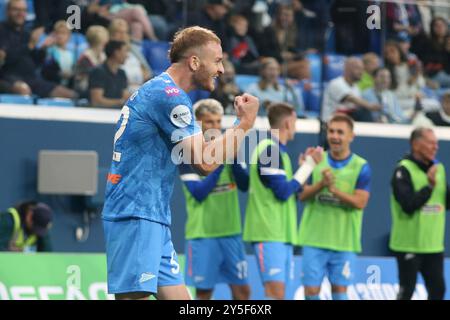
324, 54, 346, 81
235, 74, 259, 92
36, 98, 75, 107
0, 94, 34, 104
142, 40, 171, 75
306, 53, 322, 83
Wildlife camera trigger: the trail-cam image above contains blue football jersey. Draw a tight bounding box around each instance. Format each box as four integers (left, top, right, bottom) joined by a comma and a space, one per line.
102, 72, 201, 225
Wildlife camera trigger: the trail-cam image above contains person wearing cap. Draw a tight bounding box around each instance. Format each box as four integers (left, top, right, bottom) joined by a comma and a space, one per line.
0, 200, 53, 252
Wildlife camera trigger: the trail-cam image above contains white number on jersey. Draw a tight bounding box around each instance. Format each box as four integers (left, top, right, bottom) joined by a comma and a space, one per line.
112, 105, 130, 162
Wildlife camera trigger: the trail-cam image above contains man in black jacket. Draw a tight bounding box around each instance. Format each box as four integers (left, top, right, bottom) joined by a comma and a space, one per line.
390, 127, 450, 300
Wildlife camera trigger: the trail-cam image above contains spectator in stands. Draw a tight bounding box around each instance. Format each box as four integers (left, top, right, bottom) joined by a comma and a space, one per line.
386, 2, 422, 43
0, 53, 30, 95
109, 18, 152, 93
210, 58, 242, 115
258, 2, 313, 81
246, 57, 304, 116
0, 0, 77, 98
99, 0, 158, 41
33, 0, 72, 33
187, 0, 231, 50
89, 40, 129, 108
74, 25, 109, 98
321, 57, 381, 122
78, 0, 113, 33
383, 40, 429, 116
0, 200, 53, 252
390, 127, 449, 300
42, 20, 76, 87
425, 91, 450, 126
255, 3, 309, 81
128, 0, 179, 41
291, 0, 319, 52
416, 17, 450, 88
226, 14, 260, 75
362, 68, 408, 124
77, 0, 158, 42
415, 0, 434, 35
358, 52, 381, 91
331, 0, 371, 54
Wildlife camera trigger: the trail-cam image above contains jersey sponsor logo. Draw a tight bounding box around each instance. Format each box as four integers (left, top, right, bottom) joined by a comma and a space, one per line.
139, 272, 156, 283
107, 173, 122, 184
170, 105, 192, 128
194, 276, 205, 283
211, 183, 236, 194
422, 204, 443, 214
165, 86, 180, 97
268, 268, 282, 276
316, 193, 344, 206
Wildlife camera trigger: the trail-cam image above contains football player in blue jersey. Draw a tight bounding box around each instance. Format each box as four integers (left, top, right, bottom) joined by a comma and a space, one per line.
102, 26, 259, 300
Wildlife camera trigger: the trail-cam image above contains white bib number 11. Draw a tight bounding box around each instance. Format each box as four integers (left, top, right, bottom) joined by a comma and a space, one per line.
113, 105, 130, 162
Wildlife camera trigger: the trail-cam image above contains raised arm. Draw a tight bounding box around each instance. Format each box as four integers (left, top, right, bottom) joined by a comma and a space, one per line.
179, 94, 259, 175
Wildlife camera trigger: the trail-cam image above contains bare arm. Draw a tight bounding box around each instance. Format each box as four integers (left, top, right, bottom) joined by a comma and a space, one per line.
344, 95, 380, 111
90, 88, 125, 108
299, 181, 325, 201
330, 187, 370, 210
179, 94, 259, 175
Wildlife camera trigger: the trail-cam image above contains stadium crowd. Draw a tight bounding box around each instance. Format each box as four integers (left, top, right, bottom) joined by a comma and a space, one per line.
0, 0, 448, 125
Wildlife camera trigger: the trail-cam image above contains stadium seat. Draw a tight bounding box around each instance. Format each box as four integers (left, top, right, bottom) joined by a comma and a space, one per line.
67, 32, 88, 61
142, 40, 171, 76
300, 81, 322, 113
0, 0, 7, 22
36, 98, 75, 107
235, 74, 259, 92
306, 53, 322, 83
0, 94, 34, 105
324, 54, 346, 81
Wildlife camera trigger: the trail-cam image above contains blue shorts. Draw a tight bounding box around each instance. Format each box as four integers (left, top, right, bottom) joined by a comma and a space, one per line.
103, 218, 184, 294
253, 242, 294, 284
301, 246, 356, 287
185, 235, 248, 289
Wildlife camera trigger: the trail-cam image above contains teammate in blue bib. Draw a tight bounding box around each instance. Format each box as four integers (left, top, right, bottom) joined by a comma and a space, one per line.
102, 26, 259, 300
